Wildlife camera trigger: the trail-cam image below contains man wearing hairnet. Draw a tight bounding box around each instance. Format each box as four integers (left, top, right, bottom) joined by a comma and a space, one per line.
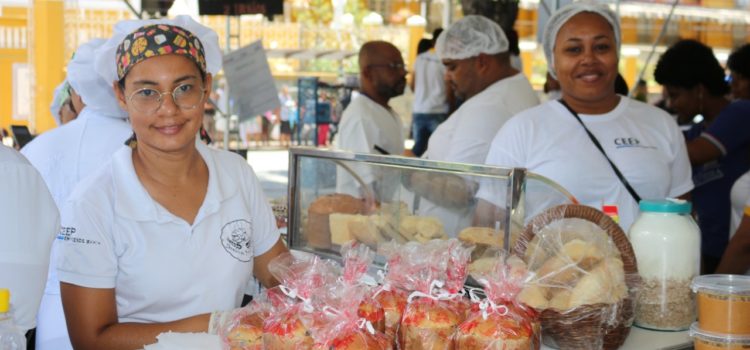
334, 41, 407, 201
21, 38, 133, 350
411, 15, 539, 236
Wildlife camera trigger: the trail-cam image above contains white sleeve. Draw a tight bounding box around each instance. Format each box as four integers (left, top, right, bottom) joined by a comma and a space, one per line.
665, 116, 694, 197
475, 118, 527, 206
0, 153, 59, 331
244, 166, 281, 257
56, 197, 119, 289
442, 109, 506, 165
338, 112, 375, 154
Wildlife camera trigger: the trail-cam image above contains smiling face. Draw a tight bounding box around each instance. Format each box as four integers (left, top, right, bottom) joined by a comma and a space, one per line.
115, 54, 211, 154
554, 12, 620, 113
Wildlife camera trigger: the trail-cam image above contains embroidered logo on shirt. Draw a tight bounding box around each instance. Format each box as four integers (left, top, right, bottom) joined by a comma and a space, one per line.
220, 219, 253, 262
57, 226, 101, 245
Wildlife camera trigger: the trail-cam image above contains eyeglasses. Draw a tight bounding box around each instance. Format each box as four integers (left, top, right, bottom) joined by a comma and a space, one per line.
368, 62, 407, 72
127, 83, 206, 113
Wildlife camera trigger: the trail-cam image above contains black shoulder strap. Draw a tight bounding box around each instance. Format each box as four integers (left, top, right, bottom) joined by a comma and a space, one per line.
558, 99, 642, 204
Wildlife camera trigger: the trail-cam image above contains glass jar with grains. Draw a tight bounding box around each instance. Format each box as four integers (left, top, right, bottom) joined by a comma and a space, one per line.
629, 199, 700, 331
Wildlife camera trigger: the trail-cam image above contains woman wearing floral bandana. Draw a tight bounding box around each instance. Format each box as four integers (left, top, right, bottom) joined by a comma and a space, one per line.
56, 16, 287, 350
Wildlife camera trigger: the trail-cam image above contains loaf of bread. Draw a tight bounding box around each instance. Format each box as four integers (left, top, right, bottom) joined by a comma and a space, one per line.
329, 213, 368, 246
399, 301, 462, 350
263, 312, 313, 349
455, 312, 537, 350
373, 289, 408, 342
326, 331, 393, 349
305, 194, 364, 249
225, 313, 264, 350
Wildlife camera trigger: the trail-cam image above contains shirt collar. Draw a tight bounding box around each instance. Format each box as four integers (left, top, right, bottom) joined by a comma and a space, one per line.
113, 141, 236, 223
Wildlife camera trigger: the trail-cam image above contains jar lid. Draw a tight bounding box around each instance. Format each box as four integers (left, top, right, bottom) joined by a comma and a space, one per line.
690, 323, 750, 344
691, 274, 750, 295
639, 198, 691, 214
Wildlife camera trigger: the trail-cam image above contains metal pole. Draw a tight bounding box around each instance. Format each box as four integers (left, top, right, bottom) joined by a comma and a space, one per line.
628, 0, 679, 98
122, 0, 143, 19
223, 15, 231, 150
442, 0, 452, 28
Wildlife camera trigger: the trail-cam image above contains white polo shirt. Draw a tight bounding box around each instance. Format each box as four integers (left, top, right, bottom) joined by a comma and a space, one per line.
0, 145, 59, 332
57, 141, 280, 323
334, 94, 404, 198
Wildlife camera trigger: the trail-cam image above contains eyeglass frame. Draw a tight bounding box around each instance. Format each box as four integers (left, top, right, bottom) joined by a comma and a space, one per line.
126, 83, 208, 113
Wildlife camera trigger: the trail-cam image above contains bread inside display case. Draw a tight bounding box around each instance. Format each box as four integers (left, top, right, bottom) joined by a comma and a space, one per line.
286, 148, 576, 265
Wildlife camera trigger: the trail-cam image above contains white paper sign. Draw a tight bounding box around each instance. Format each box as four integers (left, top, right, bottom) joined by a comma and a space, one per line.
222, 40, 280, 121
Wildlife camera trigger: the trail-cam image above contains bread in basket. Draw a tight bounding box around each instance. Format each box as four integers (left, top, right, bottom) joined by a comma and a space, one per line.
513, 204, 640, 350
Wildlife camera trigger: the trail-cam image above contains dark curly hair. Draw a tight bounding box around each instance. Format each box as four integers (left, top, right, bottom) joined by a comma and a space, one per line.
654, 39, 729, 97
728, 44, 750, 79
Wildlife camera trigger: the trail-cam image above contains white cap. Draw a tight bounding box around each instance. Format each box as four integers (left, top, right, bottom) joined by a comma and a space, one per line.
49, 80, 69, 125
543, 2, 621, 79
67, 38, 128, 119
94, 15, 222, 85
435, 15, 509, 61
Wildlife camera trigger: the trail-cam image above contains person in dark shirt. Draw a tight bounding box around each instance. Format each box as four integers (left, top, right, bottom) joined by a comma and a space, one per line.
655, 39, 750, 273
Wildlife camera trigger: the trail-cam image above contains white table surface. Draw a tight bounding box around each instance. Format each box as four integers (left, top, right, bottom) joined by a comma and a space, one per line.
541, 327, 692, 350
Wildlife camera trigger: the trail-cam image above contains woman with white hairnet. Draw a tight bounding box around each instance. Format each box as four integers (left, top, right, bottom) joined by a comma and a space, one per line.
475, 3, 693, 232
55, 16, 287, 349
21, 38, 134, 350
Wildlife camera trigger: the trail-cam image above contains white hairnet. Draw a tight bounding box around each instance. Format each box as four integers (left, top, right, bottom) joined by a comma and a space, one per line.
543, 2, 621, 79
49, 80, 69, 125
435, 15, 509, 61
94, 15, 222, 86
67, 38, 128, 119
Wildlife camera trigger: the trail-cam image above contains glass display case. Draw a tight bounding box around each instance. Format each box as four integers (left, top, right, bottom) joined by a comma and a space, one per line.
286, 148, 576, 264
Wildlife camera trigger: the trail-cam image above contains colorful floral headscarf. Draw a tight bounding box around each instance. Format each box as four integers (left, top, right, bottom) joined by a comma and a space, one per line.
115, 24, 207, 80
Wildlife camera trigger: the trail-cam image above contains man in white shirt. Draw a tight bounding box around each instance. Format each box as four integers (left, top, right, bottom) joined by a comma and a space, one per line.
0, 145, 59, 335
413, 15, 540, 235
410, 28, 450, 157
21, 38, 132, 350
334, 41, 407, 200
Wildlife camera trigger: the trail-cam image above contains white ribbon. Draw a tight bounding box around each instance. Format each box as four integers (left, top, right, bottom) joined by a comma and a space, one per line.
406, 279, 466, 303
322, 306, 377, 335
467, 285, 508, 321
279, 285, 313, 312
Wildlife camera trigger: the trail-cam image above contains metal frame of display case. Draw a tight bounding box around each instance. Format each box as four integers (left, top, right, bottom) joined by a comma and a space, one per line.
286, 147, 575, 262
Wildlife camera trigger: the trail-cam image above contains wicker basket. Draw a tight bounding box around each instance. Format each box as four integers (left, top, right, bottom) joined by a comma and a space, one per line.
513, 204, 640, 350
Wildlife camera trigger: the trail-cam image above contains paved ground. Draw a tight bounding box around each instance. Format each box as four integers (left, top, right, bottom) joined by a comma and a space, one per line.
245, 148, 291, 201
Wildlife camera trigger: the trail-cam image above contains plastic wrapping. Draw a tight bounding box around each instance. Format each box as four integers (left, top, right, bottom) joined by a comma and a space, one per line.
219, 298, 271, 350
513, 204, 640, 350
456, 253, 540, 350
262, 252, 341, 349
301, 284, 392, 350
341, 242, 387, 333
397, 239, 474, 350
